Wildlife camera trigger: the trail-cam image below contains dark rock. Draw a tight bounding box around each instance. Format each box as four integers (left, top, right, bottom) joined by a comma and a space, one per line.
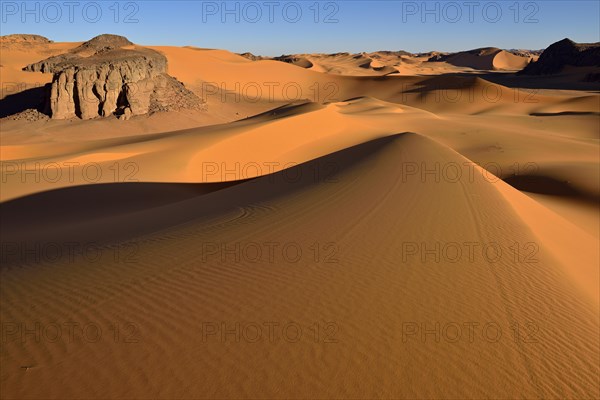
519, 38, 600, 75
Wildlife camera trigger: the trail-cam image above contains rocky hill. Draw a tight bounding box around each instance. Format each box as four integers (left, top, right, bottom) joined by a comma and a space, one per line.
23, 34, 204, 120
0, 34, 52, 48
519, 38, 600, 75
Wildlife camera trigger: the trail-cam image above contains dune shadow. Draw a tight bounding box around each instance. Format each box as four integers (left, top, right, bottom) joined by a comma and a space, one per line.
471, 72, 600, 91
0, 181, 237, 228
240, 101, 321, 121
529, 111, 600, 117
0, 181, 240, 267
403, 75, 484, 94
504, 174, 599, 203
0, 134, 406, 267
407, 71, 600, 91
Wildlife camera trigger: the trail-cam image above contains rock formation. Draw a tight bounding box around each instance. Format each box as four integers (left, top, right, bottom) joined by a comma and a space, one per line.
506, 49, 544, 58
0, 34, 52, 49
24, 34, 204, 120
238, 52, 268, 61
519, 38, 600, 75
273, 55, 314, 69
369, 50, 413, 58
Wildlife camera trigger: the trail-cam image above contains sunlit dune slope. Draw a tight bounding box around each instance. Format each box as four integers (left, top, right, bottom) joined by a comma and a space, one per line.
1, 133, 598, 399
0, 98, 431, 201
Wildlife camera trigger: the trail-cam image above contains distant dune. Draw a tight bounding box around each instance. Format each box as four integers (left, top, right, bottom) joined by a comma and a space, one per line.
238, 47, 536, 76
428, 47, 533, 71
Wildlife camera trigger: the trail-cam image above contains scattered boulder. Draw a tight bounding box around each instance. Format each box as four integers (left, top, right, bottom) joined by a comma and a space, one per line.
2, 108, 50, 122
149, 74, 207, 113
118, 107, 133, 121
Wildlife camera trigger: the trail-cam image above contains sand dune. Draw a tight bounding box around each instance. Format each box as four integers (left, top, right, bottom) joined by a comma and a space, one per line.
2, 133, 598, 398
3, 92, 597, 203
429, 47, 533, 71
242, 48, 533, 76
271, 52, 401, 76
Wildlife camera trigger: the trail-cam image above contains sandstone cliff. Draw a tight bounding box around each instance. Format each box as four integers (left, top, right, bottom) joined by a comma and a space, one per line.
24, 34, 204, 119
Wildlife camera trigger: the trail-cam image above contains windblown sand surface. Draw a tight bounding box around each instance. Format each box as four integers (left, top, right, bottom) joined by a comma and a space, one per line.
1, 39, 599, 399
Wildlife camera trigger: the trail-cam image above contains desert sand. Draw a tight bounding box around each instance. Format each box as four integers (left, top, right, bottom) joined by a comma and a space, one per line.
1, 34, 599, 399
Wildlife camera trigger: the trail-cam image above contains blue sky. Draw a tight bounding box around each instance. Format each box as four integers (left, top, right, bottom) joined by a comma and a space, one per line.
1, 1, 599, 55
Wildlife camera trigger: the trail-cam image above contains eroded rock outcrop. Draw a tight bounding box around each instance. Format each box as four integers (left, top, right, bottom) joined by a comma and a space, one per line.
24, 34, 204, 119
238, 52, 268, 61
